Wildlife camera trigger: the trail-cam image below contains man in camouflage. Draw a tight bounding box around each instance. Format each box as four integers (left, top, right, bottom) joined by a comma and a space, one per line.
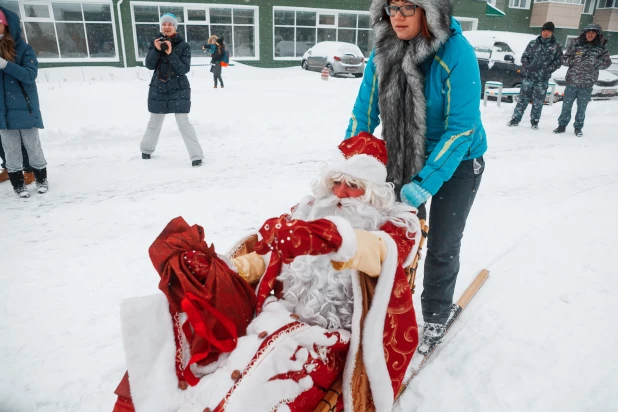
554, 23, 612, 137
508, 22, 563, 129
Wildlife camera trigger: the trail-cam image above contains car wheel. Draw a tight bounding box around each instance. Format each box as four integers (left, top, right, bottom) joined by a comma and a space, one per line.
301, 60, 308, 70
327, 65, 335, 77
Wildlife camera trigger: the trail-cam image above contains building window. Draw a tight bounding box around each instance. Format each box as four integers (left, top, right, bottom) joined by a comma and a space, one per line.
132, 2, 258, 61
273, 6, 373, 60
0, 0, 118, 61
509, 0, 531, 9
596, 0, 618, 8
583, 0, 595, 13
534, 0, 584, 4
454, 17, 478, 31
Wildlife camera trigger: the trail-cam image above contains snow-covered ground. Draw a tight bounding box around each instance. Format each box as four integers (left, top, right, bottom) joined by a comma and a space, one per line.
1, 64, 618, 411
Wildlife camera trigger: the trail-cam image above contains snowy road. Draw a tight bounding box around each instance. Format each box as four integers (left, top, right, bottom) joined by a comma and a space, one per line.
1, 65, 617, 411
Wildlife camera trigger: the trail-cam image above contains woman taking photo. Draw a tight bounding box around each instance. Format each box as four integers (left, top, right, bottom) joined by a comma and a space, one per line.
0, 6, 47, 198
345, 0, 487, 354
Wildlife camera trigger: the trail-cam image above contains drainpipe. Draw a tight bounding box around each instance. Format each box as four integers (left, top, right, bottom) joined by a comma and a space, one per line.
117, 0, 128, 67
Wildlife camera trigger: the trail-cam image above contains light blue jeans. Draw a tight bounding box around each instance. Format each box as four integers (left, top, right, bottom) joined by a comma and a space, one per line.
0, 128, 47, 172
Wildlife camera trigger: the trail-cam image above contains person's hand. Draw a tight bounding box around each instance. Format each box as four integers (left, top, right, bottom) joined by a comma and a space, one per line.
154, 38, 162, 51
164, 41, 172, 55
400, 181, 431, 208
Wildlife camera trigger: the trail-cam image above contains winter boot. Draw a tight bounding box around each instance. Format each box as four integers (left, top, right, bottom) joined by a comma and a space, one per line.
531, 123, 539, 130
192, 159, 203, 167
24, 171, 35, 185
33, 168, 48, 194
553, 125, 566, 134
418, 322, 446, 355
507, 119, 519, 127
0, 168, 8, 183
8, 171, 30, 198
142, 153, 151, 160
575, 129, 583, 137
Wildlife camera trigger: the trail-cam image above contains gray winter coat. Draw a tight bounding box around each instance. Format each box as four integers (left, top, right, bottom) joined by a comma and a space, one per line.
563, 24, 612, 88
521, 35, 563, 82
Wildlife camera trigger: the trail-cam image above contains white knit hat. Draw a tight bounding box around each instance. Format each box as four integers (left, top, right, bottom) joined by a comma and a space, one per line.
160, 13, 178, 29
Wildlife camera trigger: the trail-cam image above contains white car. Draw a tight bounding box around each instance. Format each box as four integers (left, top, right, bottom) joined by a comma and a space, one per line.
301, 41, 365, 78
608, 55, 618, 77
551, 66, 618, 101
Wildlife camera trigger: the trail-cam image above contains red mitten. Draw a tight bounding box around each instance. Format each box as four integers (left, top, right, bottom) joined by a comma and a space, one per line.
255, 215, 353, 264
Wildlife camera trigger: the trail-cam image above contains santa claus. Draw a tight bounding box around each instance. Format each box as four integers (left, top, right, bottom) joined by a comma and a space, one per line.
113, 132, 422, 412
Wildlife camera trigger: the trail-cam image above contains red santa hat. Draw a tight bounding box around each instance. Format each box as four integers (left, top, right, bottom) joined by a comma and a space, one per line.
327, 132, 388, 185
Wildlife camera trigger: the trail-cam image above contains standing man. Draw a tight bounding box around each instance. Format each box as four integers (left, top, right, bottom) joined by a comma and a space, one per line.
507, 22, 563, 129
554, 24, 611, 137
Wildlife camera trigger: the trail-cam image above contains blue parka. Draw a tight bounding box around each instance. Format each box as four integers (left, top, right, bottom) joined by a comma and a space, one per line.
0, 6, 43, 130
346, 18, 486, 196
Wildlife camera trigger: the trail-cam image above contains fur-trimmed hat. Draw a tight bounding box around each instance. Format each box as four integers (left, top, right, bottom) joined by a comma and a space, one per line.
160, 13, 178, 29
327, 132, 388, 185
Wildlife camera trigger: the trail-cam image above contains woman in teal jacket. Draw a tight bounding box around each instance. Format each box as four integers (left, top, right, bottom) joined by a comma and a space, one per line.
346, 0, 487, 354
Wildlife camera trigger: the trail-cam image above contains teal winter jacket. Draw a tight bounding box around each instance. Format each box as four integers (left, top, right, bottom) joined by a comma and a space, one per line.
345, 18, 487, 196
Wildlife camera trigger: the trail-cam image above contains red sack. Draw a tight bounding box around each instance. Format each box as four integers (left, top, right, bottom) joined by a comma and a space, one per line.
149, 217, 256, 369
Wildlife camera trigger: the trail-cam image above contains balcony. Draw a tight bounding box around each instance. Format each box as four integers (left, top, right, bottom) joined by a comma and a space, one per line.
530, 1, 584, 29
594, 8, 618, 32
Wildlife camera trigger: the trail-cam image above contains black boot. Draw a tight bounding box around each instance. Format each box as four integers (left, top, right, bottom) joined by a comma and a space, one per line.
33, 168, 48, 194
8, 171, 30, 198
553, 125, 566, 134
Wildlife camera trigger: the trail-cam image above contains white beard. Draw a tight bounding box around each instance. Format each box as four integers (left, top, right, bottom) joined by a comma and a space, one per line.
278, 195, 388, 330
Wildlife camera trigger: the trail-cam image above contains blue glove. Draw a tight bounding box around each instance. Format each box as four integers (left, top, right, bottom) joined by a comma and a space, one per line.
400, 182, 431, 208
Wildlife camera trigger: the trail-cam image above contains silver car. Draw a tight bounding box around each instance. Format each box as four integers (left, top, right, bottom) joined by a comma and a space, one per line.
301, 41, 365, 78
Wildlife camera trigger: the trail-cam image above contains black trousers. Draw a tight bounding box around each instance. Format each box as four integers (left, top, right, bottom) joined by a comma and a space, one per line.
0, 136, 32, 171
421, 156, 485, 324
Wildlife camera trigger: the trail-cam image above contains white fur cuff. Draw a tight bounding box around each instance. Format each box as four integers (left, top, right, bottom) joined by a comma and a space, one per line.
325, 216, 357, 262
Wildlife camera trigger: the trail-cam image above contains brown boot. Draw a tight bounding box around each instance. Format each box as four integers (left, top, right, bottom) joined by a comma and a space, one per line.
24, 171, 35, 185
0, 168, 8, 183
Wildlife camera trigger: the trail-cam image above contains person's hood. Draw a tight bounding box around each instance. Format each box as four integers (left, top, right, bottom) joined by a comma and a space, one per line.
0, 6, 23, 42
580, 23, 606, 45
371, 0, 454, 58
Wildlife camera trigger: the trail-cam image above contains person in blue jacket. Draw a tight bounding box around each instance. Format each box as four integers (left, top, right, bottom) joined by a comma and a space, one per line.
346, 0, 487, 354
0, 6, 48, 198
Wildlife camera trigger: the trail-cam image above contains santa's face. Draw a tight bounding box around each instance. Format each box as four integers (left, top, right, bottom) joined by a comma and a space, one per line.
332, 180, 366, 199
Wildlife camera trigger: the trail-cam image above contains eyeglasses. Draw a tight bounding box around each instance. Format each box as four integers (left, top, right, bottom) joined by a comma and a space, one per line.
384, 4, 417, 17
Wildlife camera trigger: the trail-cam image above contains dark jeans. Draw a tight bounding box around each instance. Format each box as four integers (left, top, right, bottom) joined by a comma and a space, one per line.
213, 74, 224, 87
0, 136, 32, 171
421, 156, 485, 324
558, 85, 593, 129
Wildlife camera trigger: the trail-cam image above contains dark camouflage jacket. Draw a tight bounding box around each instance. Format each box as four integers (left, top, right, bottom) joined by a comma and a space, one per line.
563, 24, 612, 88
521, 35, 563, 82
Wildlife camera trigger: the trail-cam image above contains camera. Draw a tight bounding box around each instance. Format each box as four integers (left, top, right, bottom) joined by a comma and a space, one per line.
158, 37, 171, 52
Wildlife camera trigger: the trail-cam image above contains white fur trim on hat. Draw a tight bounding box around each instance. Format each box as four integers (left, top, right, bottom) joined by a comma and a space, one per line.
327, 149, 388, 185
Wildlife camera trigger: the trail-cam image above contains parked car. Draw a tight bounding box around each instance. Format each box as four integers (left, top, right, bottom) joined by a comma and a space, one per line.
462, 30, 532, 96
551, 66, 618, 101
301, 41, 365, 77
608, 55, 618, 76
